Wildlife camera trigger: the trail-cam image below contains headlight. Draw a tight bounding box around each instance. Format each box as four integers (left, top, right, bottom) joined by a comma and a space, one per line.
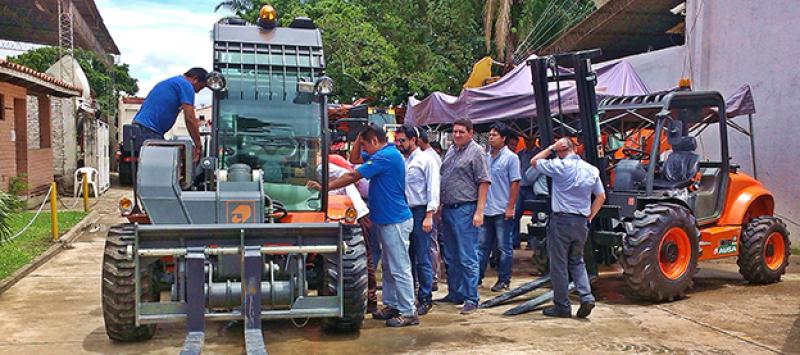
537, 212, 548, 222
315, 76, 334, 95
344, 207, 358, 223
206, 71, 226, 91
119, 197, 133, 215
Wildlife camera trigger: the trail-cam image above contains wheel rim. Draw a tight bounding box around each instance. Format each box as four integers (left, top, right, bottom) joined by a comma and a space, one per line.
764, 232, 786, 271
658, 227, 691, 280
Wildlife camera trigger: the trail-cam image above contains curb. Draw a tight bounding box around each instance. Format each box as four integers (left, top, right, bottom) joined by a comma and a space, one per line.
0, 210, 100, 295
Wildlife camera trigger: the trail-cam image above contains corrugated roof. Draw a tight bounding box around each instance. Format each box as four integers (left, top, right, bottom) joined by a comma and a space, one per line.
0, 58, 82, 97
539, 0, 685, 62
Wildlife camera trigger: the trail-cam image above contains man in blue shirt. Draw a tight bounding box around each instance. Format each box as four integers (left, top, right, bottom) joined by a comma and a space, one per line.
477, 123, 520, 292
132, 68, 208, 161
531, 137, 606, 319
308, 125, 417, 327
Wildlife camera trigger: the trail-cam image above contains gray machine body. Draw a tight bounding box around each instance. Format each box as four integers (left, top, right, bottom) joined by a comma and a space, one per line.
137, 145, 265, 224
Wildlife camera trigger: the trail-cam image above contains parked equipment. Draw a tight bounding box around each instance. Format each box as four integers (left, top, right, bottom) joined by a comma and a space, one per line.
102, 8, 367, 354
486, 49, 789, 312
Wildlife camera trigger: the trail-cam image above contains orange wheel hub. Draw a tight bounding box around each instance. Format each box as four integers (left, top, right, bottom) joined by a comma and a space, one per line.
764, 232, 786, 271
658, 227, 691, 280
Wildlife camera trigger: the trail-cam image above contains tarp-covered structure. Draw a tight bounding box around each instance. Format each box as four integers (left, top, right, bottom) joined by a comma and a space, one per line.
406, 55, 650, 127
407, 55, 757, 131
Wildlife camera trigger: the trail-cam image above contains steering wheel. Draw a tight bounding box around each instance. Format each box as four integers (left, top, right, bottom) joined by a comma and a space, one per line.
622, 147, 651, 160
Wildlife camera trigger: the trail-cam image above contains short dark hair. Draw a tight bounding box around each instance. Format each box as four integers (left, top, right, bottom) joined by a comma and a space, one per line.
184, 67, 209, 83
430, 141, 442, 150
453, 118, 473, 132
360, 123, 387, 143
417, 128, 429, 143
397, 125, 419, 142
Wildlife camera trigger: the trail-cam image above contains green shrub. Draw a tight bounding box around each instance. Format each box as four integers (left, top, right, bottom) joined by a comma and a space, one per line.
0, 191, 14, 241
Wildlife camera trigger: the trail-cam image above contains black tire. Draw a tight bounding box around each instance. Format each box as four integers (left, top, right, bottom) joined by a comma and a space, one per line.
530, 245, 549, 276
320, 225, 368, 332
102, 224, 157, 341
621, 203, 699, 302
737, 216, 791, 284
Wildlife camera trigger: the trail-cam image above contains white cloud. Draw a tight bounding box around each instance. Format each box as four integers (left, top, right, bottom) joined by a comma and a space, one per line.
96, 0, 229, 106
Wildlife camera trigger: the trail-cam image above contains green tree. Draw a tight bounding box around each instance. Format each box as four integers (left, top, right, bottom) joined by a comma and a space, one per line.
8, 47, 138, 119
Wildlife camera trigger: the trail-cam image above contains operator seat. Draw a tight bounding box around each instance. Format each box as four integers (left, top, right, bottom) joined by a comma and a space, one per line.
653, 135, 699, 189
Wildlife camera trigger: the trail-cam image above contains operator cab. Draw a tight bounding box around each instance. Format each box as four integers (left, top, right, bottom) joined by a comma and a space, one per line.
601, 90, 730, 225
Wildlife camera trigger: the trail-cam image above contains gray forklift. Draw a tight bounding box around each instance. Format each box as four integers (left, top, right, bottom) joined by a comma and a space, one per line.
102, 8, 367, 354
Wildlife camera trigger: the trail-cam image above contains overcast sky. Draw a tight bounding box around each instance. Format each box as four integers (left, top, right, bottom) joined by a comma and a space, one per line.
96, 0, 232, 106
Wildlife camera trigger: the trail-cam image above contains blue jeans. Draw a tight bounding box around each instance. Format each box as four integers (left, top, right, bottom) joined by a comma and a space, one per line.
441, 203, 480, 305
374, 218, 415, 316
547, 214, 595, 313
478, 214, 513, 284
409, 206, 433, 304
511, 186, 536, 246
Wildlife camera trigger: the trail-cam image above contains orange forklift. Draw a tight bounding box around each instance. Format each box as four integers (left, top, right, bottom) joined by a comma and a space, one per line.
526, 50, 790, 302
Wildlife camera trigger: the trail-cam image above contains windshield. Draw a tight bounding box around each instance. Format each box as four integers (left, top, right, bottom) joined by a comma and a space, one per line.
217, 67, 322, 211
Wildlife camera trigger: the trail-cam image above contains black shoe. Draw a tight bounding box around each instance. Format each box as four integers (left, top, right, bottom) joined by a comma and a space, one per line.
417, 302, 433, 316
490, 281, 510, 292
460, 302, 478, 315
434, 295, 463, 305
576, 302, 595, 318
367, 300, 378, 314
386, 314, 419, 327
372, 306, 400, 320
542, 306, 571, 318
431, 282, 439, 292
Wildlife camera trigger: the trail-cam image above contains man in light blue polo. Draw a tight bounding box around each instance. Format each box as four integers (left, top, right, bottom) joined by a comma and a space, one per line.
530, 137, 606, 319
477, 123, 520, 292
308, 124, 417, 327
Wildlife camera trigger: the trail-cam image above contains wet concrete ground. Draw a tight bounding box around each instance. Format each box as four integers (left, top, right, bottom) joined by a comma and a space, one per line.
0, 185, 798, 354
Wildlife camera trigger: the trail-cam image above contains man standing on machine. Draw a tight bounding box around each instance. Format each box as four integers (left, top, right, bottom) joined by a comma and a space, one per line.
530, 137, 605, 318
131, 67, 208, 161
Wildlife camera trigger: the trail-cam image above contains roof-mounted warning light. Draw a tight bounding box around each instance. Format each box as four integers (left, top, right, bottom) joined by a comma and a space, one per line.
257, 5, 277, 30
678, 77, 691, 90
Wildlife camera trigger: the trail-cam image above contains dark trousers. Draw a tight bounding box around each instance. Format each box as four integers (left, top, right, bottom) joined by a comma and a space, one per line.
131, 123, 164, 155
547, 214, 595, 312
511, 186, 536, 246
358, 216, 378, 306
409, 206, 434, 304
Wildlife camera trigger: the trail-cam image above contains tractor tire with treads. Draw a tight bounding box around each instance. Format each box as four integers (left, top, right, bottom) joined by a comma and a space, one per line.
102, 223, 158, 341
621, 202, 699, 302
321, 225, 368, 332
737, 216, 791, 284
530, 246, 549, 276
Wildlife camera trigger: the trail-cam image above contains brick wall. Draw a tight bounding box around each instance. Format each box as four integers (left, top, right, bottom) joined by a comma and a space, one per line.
25, 148, 53, 193
0, 83, 24, 191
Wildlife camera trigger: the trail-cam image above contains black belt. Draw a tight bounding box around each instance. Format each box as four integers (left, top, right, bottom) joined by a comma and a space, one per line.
553, 212, 588, 218
443, 201, 476, 209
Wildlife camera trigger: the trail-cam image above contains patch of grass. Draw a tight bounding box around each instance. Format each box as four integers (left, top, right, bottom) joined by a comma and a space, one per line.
0, 211, 87, 280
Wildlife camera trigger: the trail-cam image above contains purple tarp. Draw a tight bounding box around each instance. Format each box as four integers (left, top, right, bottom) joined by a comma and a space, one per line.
406, 55, 650, 126
407, 54, 757, 126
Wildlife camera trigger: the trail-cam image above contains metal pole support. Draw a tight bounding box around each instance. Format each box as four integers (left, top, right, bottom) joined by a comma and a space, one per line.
242, 245, 267, 355
82, 171, 89, 212
50, 182, 58, 241
180, 248, 206, 355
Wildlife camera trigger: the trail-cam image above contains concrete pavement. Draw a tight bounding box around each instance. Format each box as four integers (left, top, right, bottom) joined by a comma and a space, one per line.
0, 185, 798, 354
